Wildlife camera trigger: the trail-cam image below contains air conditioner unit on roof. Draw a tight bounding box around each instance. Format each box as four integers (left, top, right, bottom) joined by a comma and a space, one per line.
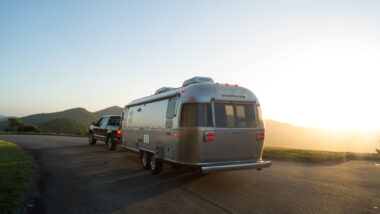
155, 87, 175, 95
182, 76, 214, 87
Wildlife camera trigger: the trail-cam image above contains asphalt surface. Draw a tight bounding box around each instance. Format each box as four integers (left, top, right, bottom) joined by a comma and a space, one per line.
1, 135, 380, 214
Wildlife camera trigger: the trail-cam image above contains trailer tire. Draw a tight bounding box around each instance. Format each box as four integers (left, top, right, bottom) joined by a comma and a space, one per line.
171, 163, 181, 169
150, 155, 163, 174
106, 136, 116, 151
141, 151, 151, 170
89, 133, 96, 145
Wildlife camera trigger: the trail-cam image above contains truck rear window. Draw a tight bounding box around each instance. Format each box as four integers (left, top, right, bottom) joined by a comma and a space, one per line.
214, 102, 257, 128
108, 116, 121, 126
180, 103, 213, 127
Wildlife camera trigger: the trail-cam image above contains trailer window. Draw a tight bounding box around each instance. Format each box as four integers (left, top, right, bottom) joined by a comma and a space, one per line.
214, 102, 257, 128
166, 97, 177, 119
257, 105, 264, 127
180, 103, 213, 127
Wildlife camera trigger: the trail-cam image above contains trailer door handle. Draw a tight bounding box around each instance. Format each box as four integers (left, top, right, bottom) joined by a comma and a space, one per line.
232, 132, 240, 135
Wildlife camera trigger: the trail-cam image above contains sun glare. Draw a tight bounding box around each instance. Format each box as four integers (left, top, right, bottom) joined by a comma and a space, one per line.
256, 35, 380, 131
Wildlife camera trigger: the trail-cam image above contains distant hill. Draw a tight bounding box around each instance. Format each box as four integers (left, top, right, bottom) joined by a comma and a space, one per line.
0, 115, 8, 121
0, 106, 123, 133
20, 107, 96, 126
265, 120, 380, 153
94, 106, 123, 118
37, 118, 88, 135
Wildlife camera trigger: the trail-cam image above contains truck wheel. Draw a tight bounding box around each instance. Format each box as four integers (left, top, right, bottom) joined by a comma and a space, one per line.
141, 151, 151, 170
89, 133, 96, 145
150, 155, 163, 174
106, 136, 116, 151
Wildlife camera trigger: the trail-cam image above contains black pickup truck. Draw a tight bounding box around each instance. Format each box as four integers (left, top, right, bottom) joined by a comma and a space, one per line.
88, 115, 121, 151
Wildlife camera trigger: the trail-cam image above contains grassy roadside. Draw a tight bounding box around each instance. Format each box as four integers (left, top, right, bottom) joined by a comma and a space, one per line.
0, 140, 31, 214
263, 147, 380, 163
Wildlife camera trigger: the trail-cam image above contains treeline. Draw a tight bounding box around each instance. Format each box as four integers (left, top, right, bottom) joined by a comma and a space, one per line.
4, 118, 41, 133
3, 118, 88, 135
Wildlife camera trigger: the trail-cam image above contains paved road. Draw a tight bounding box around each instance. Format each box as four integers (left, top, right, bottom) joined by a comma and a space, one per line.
1, 135, 380, 214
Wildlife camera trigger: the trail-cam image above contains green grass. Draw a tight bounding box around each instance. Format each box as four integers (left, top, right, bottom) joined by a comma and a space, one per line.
263, 147, 380, 163
0, 140, 31, 214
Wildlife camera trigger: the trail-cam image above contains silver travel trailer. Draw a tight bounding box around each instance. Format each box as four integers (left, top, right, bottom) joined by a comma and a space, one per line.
120, 77, 271, 174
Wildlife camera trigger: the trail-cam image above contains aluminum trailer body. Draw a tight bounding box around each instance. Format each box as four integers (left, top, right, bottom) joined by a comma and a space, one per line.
121, 77, 271, 173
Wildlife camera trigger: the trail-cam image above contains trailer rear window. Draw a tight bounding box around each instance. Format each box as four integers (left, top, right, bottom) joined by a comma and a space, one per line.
180, 103, 213, 127
214, 102, 257, 128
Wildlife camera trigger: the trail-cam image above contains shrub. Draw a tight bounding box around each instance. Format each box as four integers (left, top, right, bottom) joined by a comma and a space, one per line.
17, 124, 41, 133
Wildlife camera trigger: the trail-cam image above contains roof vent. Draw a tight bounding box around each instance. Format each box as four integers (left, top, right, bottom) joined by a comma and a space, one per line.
182, 76, 214, 87
155, 87, 175, 95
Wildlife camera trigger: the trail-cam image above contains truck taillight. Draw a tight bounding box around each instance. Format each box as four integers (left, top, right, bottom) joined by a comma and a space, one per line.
117, 130, 121, 138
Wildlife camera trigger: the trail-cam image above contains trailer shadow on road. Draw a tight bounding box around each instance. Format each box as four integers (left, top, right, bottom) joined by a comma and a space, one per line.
26, 141, 211, 214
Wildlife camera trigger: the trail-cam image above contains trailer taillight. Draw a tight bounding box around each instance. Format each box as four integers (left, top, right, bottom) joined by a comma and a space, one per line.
258, 132, 264, 140
235, 84, 238, 88
174, 133, 180, 138
181, 89, 186, 93
216, 82, 220, 86
226, 83, 229, 87
204, 132, 215, 142
117, 129, 121, 138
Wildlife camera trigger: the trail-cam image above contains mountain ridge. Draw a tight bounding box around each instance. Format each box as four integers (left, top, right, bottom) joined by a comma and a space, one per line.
0, 106, 123, 133
1, 107, 379, 153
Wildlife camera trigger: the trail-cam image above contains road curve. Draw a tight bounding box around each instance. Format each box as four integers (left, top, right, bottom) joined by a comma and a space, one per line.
1, 134, 380, 214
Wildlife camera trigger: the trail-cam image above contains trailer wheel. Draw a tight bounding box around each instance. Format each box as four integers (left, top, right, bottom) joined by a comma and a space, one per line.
171, 163, 181, 169
150, 155, 163, 174
106, 136, 116, 151
89, 133, 96, 145
140, 151, 151, 170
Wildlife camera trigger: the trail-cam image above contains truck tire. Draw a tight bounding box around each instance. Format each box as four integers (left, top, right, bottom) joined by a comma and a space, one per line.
141, 151, 151, 170
150, 155, 163, 174
89, 133, 96, 145
106, 136, 116, 151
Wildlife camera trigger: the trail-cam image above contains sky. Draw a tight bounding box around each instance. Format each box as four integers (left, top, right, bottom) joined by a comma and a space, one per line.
0, 0, 379, 130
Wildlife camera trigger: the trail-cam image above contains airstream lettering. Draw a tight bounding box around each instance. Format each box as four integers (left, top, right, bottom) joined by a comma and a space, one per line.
121, 77, 271, 174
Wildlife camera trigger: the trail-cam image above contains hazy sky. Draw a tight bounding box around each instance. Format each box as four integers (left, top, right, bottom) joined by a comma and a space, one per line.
1, 0, 379, 130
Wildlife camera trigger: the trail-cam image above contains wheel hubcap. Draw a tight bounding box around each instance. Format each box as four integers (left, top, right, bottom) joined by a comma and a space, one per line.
108, 138, 111, 149
142, 153, 147, 167
151, 156, 156, 170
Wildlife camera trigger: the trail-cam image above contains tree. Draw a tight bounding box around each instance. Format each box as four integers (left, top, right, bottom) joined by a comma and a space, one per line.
7, 118, 24, 132
377, 140, 380, 154
75, 125, 88, 136
6, 118, 41, 133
